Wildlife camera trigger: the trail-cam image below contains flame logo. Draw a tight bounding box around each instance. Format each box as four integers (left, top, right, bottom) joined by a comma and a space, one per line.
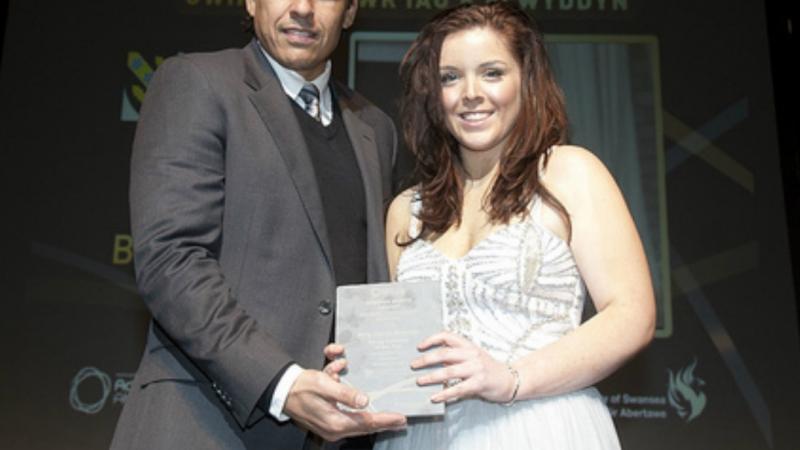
667, 358, 707, 422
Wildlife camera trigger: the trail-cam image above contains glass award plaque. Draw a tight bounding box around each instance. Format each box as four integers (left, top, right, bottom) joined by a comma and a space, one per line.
335, 280, 444, 416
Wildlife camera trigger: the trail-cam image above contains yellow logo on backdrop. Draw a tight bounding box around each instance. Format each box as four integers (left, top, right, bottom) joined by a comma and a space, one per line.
357, 0, 629, 11
177, 0, 246, 14
175, 0, 629, 10
113, 234, 133, 265
121, 52, 164, 122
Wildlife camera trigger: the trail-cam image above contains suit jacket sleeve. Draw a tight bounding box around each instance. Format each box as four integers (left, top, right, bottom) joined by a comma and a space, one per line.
129, 55, 292, 427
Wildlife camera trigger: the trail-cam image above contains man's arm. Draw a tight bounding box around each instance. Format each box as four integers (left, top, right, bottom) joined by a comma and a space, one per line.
130, 55, 291, 427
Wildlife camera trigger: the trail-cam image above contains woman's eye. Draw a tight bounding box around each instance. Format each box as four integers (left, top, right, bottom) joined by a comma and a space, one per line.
440, 72, 459, 84
484, 69, 504, 79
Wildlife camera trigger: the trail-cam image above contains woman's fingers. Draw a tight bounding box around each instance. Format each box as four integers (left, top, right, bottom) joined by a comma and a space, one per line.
411, 346, 473, 370
430, 376, 477, 403
417, 331, 468, 351
416, 360, 474, 386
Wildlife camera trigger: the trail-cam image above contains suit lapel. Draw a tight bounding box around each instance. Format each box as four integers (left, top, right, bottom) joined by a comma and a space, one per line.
243, 42, 335, 276
335, 84, 389, 283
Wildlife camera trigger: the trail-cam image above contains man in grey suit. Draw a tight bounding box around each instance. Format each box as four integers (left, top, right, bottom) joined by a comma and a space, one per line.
110, 0, 406, 448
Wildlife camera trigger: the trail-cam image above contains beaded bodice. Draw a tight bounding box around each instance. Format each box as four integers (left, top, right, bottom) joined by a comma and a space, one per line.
397, 196, 585, 363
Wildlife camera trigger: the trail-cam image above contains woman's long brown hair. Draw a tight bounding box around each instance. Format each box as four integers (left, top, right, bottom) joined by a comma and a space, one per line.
399, 2, 572, 242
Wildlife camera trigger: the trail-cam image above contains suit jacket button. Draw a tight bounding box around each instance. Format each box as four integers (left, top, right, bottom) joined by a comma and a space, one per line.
318, 300, 332, 316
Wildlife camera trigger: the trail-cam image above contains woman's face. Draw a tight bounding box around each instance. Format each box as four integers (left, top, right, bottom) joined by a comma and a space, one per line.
439, 27, 522, 158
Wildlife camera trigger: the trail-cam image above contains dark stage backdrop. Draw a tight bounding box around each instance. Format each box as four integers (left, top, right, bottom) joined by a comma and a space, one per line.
1, 1, 798, 449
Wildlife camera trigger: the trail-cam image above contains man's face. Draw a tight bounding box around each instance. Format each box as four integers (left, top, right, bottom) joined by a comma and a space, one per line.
246, 0, 357, 80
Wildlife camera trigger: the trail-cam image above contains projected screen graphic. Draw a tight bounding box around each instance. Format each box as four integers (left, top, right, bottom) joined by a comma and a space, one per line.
349, 32, 671, 337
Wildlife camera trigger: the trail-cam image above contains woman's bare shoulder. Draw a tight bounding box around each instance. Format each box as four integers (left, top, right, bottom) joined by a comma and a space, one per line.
545, 145, 606, 178
387, 188, 416, 219
386, 187, 417, 238
542, 145, 615, 202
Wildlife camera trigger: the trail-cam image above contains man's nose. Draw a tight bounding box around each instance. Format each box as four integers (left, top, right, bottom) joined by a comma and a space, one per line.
290, 0, 314, 19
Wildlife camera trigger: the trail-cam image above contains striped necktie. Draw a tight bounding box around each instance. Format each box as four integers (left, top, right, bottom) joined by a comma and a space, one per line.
297, 83, 321, 122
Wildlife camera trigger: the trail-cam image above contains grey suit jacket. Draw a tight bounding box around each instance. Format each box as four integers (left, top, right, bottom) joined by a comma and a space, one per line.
111, 41, 396, 449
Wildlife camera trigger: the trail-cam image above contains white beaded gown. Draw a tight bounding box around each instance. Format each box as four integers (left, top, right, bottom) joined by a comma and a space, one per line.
374, 195, 621, 450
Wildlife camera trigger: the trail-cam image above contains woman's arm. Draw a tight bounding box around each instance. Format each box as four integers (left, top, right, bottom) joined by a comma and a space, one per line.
511, 145, 656, 399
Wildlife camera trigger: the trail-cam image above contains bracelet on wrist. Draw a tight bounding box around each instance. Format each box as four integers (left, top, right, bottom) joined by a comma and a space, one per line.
501, 365, 520, 406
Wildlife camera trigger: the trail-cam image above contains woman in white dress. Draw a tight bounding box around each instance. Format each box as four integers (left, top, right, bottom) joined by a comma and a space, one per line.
328, 3, 655, 449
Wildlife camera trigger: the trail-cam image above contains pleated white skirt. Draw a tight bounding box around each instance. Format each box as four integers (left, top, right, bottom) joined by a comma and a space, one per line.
375, 387, 621, 450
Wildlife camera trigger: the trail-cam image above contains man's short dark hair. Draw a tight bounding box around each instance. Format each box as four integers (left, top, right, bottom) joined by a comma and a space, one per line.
242, 13, 254, 35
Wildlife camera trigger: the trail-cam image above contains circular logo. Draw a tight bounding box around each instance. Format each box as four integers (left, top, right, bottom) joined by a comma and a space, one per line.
69, 367, 112, 414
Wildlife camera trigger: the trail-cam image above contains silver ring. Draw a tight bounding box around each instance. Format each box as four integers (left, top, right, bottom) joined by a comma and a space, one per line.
446, 378, 463, 387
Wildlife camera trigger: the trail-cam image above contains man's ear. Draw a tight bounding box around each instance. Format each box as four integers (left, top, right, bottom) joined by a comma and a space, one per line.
342, 0, 359, 29
245, 0, 257, 18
